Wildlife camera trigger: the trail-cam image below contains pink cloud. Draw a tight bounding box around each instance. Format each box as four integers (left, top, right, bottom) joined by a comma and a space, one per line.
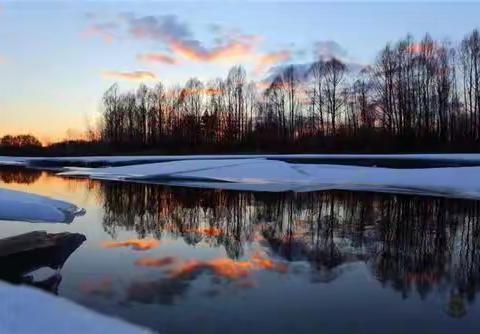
254, 50, 291, 75
88, 13, 295, 72
125, 14, 260, 65
407, 42, 439, 55
102, 70, 157, 82
83, 22, 117, 43
137, 52, 178, 65
168, 38, 257, 64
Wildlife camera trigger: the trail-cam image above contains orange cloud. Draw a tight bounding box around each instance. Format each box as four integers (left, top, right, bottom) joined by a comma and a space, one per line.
138, 53, 178, 65
168, 252, 287, 281
251, 252, 288, 272
254, 50, 291, 75
168, 39, 256, 64
169, 259, 252, 280
407, 43, 438, 55
125, 14, 260, 65
198, 227, 223, 237
101, 238, 160, 251
102, 70, 157, 82
0, 56, 6, 65
135, 256, 176, 268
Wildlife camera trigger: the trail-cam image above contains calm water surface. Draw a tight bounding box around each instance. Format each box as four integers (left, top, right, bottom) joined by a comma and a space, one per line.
1, 167, 480, 333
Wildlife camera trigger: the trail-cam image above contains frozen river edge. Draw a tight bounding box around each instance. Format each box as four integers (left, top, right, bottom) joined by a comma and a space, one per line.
48, 157, 480, 200
3, 153, 480, 168
2, 154, 480, 200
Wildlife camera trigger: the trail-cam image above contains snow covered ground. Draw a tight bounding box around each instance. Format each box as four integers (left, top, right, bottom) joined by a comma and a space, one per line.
3, 153, 480, 168
0, 188, 84, 223
0, 282, 150, 334
58, 158, 480, 199
2, 154, 480, 199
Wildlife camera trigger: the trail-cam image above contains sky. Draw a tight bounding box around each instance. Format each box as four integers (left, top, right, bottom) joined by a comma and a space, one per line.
1, 1, 480, 143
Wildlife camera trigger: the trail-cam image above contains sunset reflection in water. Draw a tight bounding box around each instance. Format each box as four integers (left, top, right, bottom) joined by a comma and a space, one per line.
2, 166, 480, 333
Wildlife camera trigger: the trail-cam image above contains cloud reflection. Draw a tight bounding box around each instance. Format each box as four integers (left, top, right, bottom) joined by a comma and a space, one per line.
101, 238, 160, 251
128, 252, 287, 305
135, 256, 175, 268
80, 277, 114, 298
136, 252, 287, 281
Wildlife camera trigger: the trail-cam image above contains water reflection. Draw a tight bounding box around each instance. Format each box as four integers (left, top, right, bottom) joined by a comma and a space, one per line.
80, 277, 115, 298
0, 166, 42, 184
3, 166, 480, 329
123, 251, 288, 305
100, 182, 480, 317
101, 238, 160, 251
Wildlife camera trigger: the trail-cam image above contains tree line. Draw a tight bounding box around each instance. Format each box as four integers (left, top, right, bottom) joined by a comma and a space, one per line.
0, 134, 44, 155
96, 29, 480, 153
0, 135, 41, 148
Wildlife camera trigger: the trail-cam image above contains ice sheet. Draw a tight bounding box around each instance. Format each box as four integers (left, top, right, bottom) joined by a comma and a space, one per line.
57, 159, 480, 199
0, 282, 149, 333
0, 188, 84, 223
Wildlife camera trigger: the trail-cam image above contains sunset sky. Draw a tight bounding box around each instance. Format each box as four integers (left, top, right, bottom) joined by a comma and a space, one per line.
1, 1, 480, 143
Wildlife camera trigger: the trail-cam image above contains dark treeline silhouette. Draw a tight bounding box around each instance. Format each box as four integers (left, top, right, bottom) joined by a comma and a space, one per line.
93, 30, 480, 153
0, 134, 41, 147
0, 134, 44, 155
98, 181, 480, 316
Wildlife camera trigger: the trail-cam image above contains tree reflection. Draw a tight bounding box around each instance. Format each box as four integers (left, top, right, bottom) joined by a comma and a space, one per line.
0, 166, 42, 184
99, 182, 480, 316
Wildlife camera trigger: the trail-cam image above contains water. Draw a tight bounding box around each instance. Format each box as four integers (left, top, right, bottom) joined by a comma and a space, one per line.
1, 167, 480, 333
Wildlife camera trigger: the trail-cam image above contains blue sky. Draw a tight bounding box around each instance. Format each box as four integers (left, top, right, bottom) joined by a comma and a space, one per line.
1, 1, 480, 142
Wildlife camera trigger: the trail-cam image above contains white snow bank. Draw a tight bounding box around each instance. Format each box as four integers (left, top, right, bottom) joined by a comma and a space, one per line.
0, 282, 150, 334
293, 164, 480, 198
58, 159, 480, 199
0, 159, 26, 166
0, 188, 84, 223
59, 159, 267, 180
4, 153, 480, 167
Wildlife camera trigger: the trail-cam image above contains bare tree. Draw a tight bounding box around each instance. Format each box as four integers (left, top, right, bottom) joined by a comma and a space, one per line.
324, 58, 347, 135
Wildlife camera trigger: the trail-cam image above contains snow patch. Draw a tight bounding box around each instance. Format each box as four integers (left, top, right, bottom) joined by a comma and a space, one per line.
0, 188, 84, 223
0, 282, 150, 333
4, 153, 480, 168
58, 159, 480, 199
59, 159, 267, 181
